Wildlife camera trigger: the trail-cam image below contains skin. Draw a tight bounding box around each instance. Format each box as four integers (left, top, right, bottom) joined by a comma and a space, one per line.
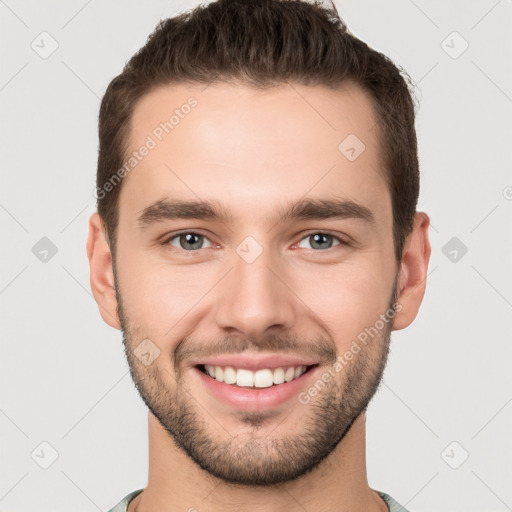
87, 81, 431, 512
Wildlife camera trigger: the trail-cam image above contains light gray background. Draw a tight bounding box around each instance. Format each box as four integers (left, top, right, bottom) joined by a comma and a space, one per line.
1, 1, 511, 511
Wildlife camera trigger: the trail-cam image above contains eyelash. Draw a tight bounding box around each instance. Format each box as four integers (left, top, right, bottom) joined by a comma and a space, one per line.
161, 230, 350, 253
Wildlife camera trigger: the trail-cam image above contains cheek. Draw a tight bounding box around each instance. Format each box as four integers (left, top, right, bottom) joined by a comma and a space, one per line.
116, 250, 216, 334
290, 258, 394, 347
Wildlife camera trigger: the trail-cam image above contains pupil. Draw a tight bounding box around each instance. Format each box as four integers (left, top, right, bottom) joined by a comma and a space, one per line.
311, 233, 331, 249
182, 233, 202, 250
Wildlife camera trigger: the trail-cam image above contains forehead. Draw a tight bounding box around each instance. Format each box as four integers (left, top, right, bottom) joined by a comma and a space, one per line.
120, 81, 390, 227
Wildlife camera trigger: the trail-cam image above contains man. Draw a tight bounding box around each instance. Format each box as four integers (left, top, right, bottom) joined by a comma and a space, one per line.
87, 0, 431, 510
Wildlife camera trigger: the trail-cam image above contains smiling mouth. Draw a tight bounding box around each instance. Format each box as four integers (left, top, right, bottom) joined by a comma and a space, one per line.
197, 364, 317, 388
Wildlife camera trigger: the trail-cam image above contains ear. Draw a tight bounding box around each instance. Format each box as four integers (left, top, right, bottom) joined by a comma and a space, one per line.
393, 212, 432, 331
86, 212, 121, 330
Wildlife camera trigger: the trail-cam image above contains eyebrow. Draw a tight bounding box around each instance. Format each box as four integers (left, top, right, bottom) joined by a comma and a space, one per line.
137, 196, 375, 228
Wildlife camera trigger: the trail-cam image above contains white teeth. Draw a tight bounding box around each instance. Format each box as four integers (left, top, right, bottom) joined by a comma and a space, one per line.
284, 367, 295, 382
254, 369, 274, 388
273, 367, 285, 385
236, 369, 254, 387
223, 366, 237, 384
203, 364, 309, 388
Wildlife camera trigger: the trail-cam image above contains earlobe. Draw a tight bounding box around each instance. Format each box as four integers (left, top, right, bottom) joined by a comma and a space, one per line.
86, 213, 121, 330
393, 212, 432, 331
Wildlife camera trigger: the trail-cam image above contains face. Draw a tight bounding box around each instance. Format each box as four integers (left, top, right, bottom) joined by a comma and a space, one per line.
112, 81, 399, 485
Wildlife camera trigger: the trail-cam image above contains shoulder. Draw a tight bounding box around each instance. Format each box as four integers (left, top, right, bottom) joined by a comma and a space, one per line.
106, 489, 144, 512
374, 489, 411, 512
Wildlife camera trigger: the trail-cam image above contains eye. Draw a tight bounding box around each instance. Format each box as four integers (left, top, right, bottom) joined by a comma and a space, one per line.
166, 232, 213, 251
297, 232, 343, 250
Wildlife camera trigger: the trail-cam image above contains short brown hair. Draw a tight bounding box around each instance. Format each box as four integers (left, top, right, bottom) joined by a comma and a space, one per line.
96, 0, 419, 262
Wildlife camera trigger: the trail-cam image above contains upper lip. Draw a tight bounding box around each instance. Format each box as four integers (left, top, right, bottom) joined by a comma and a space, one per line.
190, 353, 319, 371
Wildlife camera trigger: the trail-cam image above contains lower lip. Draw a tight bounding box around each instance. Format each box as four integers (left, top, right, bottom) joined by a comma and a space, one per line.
193, 366, 319, 411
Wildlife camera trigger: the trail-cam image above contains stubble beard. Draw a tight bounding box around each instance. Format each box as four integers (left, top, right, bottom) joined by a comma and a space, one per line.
115, 278, 397, 486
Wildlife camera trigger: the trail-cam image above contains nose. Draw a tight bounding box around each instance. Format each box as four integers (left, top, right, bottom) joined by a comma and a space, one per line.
213, 243, 298, 340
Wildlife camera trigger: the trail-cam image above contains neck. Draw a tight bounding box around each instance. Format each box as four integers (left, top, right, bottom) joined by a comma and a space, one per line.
129, 411, 388, 512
